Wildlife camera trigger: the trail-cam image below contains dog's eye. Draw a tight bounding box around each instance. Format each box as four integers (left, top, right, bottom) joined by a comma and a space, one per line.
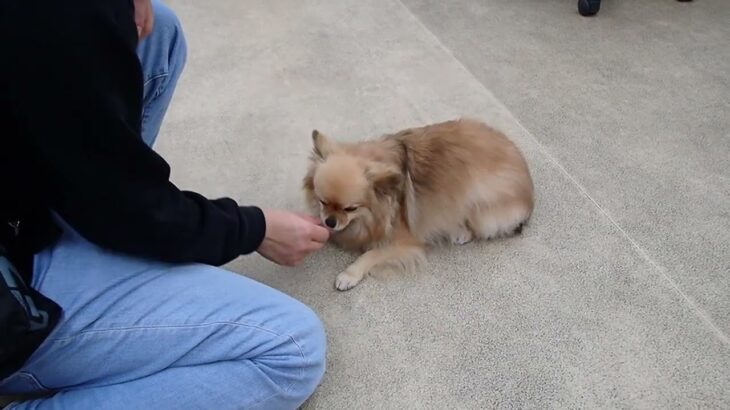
319, 200, 328, 206
343, 206, 359, 212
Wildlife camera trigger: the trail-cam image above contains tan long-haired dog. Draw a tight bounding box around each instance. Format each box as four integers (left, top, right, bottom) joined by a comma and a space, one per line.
303, 118, 534, 290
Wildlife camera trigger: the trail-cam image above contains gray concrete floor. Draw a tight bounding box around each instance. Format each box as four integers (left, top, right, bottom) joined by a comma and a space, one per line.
161, 0, 730, 408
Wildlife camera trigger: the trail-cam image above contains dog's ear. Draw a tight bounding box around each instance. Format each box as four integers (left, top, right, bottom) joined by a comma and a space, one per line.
311, 130, 337, 160
366, 162, 402, 196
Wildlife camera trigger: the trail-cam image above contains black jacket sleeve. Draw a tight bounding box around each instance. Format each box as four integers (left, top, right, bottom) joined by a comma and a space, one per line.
3, 0, 265, 266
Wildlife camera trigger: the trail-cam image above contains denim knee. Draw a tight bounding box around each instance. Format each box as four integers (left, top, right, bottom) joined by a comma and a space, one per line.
148, 0, 187, 79
137, 0, 187, 145
288, 305, 327, 402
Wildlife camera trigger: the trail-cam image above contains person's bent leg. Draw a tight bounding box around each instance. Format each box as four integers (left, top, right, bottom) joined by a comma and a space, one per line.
0, 228, 326, 409
137, 0, 187, 147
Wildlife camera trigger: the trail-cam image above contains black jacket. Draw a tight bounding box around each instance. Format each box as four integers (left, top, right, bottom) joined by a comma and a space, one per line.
0, 0, 266, 378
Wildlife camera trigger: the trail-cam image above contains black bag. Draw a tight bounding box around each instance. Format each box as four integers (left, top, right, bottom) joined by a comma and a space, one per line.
0, 246, 60, 380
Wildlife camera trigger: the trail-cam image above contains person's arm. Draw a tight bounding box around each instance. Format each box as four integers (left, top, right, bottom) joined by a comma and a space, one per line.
5, 0, 264, 266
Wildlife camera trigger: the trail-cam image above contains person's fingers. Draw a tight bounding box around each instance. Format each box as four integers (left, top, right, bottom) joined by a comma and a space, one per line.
309, 224, 330, 243
134, 0, 154, 40
134, 1, 145, 37
307, 240, 325, 252
295, 212, 323, 226
289, 256, 303, 266
144, 3, 154, 37
277, 253, 295, 266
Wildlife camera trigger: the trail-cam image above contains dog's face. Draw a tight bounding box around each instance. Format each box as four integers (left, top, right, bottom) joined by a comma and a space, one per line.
313, 156, 368, 231
304, 130, 402, 232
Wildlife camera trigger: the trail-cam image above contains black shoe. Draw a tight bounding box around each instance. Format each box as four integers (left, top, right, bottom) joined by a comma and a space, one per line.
578, 0, 601, 16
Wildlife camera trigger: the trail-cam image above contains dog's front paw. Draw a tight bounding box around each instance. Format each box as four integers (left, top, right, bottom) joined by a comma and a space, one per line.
451, 226, 474, 245
335, 269, 365, 291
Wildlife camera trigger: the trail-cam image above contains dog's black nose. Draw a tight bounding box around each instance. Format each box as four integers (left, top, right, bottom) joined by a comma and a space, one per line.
325, 216, 337, 228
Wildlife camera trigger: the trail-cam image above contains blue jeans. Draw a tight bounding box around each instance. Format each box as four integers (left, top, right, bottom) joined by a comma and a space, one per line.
0, 2, 326, 409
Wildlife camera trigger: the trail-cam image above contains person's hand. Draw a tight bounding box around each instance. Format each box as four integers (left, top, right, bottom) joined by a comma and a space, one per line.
257, 209, 330, 266
133, 0, 154, 40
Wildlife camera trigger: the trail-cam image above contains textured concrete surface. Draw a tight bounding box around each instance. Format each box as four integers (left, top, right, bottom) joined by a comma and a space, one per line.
155, 0, 730, 408
403, 0, 730, 333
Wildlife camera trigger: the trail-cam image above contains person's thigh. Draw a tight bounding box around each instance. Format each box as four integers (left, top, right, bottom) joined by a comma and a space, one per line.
0, 222, 326, 409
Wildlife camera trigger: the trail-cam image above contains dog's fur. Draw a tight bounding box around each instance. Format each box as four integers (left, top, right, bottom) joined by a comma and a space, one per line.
303, 118, 534, 290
